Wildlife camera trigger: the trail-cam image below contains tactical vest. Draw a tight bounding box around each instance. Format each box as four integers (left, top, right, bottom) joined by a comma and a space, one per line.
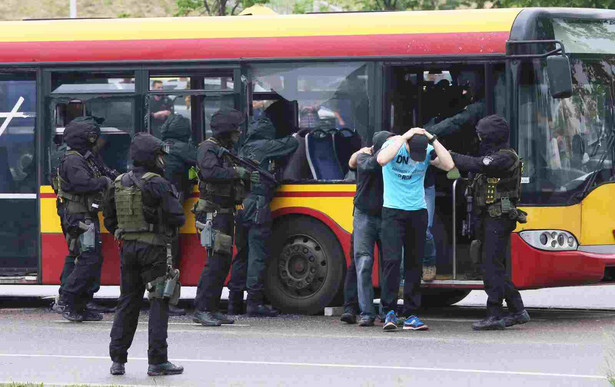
54, 150, 103, 214
472, 149, 522, 217
114, 171, 170, 246
197, 138, 246, 207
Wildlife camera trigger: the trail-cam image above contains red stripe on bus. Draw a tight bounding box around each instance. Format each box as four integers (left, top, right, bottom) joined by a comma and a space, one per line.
275, 191, 354, 197
0, 32, 509, 63
40, 193, 56, 199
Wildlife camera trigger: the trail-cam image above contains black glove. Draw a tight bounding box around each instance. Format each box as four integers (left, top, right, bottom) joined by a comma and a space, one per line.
235, 166, 250, 180
250, 171, 260, 184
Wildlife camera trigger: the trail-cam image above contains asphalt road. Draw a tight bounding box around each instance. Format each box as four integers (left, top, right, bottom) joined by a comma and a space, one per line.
0, 295, 614, 387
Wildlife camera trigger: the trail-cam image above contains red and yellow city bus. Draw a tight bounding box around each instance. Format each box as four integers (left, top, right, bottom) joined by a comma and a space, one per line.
0, 8, 614, 314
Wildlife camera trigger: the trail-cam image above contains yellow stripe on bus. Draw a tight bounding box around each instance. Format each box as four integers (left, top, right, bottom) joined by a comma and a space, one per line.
0, 9, 520, 42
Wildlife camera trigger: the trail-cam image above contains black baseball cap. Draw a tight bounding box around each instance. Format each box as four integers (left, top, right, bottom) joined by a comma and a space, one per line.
408, 134, 428, 162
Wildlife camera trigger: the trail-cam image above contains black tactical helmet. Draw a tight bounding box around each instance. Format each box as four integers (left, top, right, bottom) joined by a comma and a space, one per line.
130, 133, 167, 170
210, 108, 245, 137
161, 113, 191, 142
63, 116, 103, 151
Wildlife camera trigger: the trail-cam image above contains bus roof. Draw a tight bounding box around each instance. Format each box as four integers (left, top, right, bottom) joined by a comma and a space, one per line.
0, 9, 522, 63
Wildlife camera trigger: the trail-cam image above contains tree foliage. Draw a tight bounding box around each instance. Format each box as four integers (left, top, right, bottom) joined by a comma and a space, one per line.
175, 0, 268, 16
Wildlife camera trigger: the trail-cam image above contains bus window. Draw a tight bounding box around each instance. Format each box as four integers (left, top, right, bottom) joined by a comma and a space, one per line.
517, 58, 615, 205
51, 96, 135, 174
248, 62, 369, 181
51, 73, 135, 94
0, 72, 38, 275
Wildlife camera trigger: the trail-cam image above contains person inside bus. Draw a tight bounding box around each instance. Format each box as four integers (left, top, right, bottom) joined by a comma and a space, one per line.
227, 100, 299, 317
148, 80, 174, 139
449, 115, 530, 330
54, 117, 115, 322
377, 128, 454, 331
425, 69, 486, 141
160, 113, 197, 317
343, 130, 392, 326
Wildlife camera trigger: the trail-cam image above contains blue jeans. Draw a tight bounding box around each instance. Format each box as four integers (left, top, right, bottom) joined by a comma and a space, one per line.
423, 184, 437, 267
353, 208, 381, 319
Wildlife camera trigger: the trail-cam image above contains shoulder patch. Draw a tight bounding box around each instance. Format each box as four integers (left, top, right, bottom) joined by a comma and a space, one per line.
482, 156, 494, 166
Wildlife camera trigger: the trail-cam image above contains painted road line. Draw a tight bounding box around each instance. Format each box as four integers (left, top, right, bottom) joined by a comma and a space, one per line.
0, 353, 606, 380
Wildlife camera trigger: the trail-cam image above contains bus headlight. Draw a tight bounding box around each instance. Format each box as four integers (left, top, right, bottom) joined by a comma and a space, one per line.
519, 230, 578, 251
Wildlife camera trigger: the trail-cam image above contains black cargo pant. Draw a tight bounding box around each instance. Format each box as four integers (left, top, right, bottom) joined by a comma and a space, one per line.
57, 201, 100, 300
61, 215, 103, 312
380, 207, 427, 316
228, 220, 272, 305
342, 233, 359, 315
476, 215, 525, 317
194, 211, 234, 312
109, 240, 169, 365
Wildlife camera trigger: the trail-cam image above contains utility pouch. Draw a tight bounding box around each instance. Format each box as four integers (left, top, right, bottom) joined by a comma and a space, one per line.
487, 204, 502, 218
86, 195, 102, 213
192, 199, 218, 214
78, 220, 96, 253
500, 197, 512, 213
162, 268, 181, 305
470, 239, 482, 265
213, 231, 233, 256
509, 208, 528, 224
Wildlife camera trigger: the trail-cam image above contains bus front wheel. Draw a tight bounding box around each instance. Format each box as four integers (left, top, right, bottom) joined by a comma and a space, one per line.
265, 216, 345, 315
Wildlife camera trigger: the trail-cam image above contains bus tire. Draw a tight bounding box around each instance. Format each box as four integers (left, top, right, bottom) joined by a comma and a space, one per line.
265, 216, 345, 315
421, 289, 471, 307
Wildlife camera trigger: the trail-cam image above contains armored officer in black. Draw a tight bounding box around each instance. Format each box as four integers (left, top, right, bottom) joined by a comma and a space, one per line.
55, 117, 113, 322
227, 101, 299, 316
161, 113, 197, 316
104, 133, 185, 376
450, 115, 530, 330
51, 117, 117, 315
193, 108, 250, 326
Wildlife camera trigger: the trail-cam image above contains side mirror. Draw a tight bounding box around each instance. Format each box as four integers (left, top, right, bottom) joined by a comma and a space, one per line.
547, 55, 573, 99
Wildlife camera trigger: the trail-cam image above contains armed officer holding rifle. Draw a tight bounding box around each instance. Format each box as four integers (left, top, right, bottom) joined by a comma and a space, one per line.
449, 115, 530, 331
193, 108, 259, 326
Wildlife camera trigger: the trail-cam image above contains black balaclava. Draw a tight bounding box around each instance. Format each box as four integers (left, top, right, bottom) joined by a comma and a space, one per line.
63, 116, 102, 154
476, 115, 510, 156
130, 133, 166, 174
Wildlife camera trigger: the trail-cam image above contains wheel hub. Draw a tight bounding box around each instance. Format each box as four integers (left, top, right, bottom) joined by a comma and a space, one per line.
278, 235, 327, 298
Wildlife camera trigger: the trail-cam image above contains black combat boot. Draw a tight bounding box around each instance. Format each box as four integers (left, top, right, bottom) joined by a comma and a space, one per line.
246, 303, 279, 317
147, 361, 184, 376
168, 304, 186, 316
211, 312, 235, 324
86, 301, 115, 313
62, 307, 84, 322
110, 362, 125, 375
82, 309, 103, 321
502, 309, 530, 327
193, 311, 222, 326
472, 316, 505, 331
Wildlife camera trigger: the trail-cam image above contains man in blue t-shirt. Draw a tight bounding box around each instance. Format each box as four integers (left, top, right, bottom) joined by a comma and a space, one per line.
376, 128, 455, 331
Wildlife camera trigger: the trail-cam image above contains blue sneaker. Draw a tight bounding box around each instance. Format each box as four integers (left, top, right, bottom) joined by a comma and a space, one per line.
403, 315, 429, 331
383, 311, 398, 331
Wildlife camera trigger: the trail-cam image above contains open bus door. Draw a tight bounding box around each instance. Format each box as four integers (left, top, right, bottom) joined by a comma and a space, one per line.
0, 72, 38, 282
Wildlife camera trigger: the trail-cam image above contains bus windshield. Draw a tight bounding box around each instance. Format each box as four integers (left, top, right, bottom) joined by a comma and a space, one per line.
518, 56, 615, 205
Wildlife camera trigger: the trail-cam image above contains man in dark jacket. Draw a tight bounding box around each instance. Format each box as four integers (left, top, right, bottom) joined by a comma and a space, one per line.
160, 114, 197, 316
450, 115, 530, 331
193, 108, 254, 326
343, 130, 392, 326
227, 100, 299, 316
55, 117, 114, 322
104, 133, 185, 376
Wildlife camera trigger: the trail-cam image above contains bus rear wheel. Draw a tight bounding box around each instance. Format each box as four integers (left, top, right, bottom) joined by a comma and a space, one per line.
421, 289, 471, 307
265, 216, 345, 315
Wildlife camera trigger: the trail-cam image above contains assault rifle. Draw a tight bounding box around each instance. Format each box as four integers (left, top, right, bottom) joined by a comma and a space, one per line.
217, 147, 278, 185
